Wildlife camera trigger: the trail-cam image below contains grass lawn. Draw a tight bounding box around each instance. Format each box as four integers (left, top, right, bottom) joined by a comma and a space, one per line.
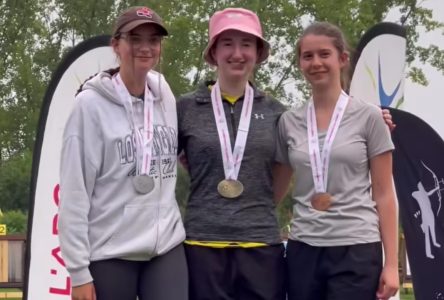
400, 288, 416, 300
0, 288, 22, 300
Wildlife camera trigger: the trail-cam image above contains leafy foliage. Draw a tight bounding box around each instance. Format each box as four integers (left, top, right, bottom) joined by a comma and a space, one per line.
0, 150, 32, 211
0, 210, 28, 234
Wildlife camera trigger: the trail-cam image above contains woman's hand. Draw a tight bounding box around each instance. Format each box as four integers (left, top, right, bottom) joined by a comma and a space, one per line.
272, 163, 293, 203
71, 282, 96, 300
382, 108, 396, 132
376, 265, 399, 300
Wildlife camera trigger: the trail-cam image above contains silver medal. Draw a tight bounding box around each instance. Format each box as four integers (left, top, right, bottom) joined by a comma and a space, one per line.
132, 175, 155, 194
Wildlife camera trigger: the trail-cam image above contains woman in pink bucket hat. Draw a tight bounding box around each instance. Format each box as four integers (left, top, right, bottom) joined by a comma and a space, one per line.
177, 7, 287, 300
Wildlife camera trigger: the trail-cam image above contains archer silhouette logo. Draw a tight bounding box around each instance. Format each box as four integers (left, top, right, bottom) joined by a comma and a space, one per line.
411, 161, 443, 259
378, 54, 402, 107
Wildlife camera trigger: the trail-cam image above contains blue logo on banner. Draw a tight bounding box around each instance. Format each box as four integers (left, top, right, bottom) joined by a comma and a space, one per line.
378, 54, 402, 107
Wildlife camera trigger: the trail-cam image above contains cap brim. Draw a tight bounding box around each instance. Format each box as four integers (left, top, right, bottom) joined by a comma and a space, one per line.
203, 27, 270, 65
120, 19, 168, 36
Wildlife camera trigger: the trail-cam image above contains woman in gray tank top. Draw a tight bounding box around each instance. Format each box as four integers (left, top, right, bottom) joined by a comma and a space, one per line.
275, 22, 399, 300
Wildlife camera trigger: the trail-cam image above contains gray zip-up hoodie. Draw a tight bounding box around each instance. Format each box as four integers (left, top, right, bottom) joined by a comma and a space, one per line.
58, 70, 185, 287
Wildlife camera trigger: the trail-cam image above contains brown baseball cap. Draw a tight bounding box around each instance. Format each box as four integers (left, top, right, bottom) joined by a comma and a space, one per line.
113, 6, 168, 37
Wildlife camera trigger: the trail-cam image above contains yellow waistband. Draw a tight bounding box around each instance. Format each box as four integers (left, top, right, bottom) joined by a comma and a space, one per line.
185, 240, 267, 248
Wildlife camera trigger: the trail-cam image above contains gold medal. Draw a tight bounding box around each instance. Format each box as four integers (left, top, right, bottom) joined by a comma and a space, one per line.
217, 179, 244, 199
311, 193, 332, 211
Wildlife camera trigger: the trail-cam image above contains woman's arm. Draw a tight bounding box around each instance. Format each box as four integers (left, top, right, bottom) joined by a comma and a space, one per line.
59, 96, 101, 288
370, 151, 399, 300
272, 162, 293, 203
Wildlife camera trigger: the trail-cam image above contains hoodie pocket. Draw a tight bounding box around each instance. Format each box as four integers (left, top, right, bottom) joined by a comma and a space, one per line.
155, 203, 186, 255
102, 204, 159, 258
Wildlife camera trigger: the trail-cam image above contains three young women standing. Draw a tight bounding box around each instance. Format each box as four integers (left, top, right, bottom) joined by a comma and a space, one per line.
59, 5, 398, 300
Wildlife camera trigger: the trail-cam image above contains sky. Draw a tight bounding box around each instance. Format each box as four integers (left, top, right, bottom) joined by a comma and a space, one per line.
386, 0, 444, 137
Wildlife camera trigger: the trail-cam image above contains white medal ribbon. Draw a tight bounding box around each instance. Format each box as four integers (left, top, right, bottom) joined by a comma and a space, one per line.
211, 81, 254, 180
307, 90, 349, 193
112, 73, 154, 176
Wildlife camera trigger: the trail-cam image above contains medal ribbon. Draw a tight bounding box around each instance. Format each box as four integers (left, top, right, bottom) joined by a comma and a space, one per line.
112, 73, 154, 176
307, 90, 349, 193
211, 81, 254, 180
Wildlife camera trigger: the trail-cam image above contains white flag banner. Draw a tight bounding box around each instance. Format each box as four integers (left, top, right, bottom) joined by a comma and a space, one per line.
350, 22, 407, 300
24, 36, 116, 299
350, 22, 406, 110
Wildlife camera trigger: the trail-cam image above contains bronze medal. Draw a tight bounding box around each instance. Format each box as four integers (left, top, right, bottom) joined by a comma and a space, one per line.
217, 179, 244, 199
311, 193, 332, 211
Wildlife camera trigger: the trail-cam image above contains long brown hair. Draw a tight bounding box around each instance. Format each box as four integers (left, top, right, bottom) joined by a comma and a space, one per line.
296, 22, 351, 91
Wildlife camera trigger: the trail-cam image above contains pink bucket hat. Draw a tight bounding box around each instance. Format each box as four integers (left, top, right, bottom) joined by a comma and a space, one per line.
203, 8, 270, 66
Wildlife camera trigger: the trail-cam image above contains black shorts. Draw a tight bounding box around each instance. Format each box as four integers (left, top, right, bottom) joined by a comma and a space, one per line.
286, 240, 382, 300
89, 244, 188, 300
185, 243, 286, 300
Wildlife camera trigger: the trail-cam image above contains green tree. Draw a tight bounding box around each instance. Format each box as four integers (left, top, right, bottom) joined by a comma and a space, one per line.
0, 210, 28, 234
0, 150, 32, 211
0, 0, 50, 212
0, 0, 49, 160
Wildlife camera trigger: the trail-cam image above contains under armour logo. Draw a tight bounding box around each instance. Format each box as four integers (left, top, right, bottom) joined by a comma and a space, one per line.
254, 113, 264, 119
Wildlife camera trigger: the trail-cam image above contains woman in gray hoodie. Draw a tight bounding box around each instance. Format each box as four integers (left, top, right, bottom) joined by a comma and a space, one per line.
58, 6, 187, 300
